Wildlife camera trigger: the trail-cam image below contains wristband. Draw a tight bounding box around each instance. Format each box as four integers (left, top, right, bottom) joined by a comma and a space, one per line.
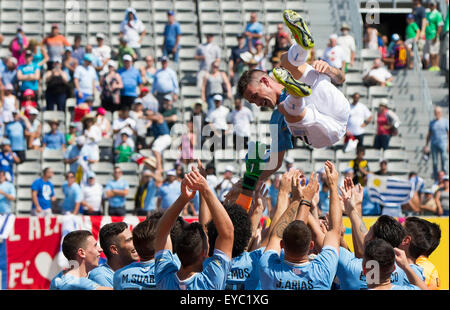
300, 199, 312, 207
236, 193, 253, 212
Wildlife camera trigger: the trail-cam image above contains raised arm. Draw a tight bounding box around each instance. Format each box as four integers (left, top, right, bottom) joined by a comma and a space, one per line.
154, 179, 196, 252
322, 161, 342, 252
196, 160, 212, 231
185, 169, 234, 259
312, 60, 346, 85
394, 248, 428, 290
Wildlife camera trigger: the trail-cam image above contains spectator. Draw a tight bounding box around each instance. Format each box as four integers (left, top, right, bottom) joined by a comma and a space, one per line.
136, 87, 158, 113
17, 50, 40, 100
85, 45, 103, 72
419, 188, 440, 215
139, 55, 156, 87
413, 0, 427, 46
82, 113, 102, 144
345, 92, 373, 148
267, 24, 291, 63
379, 35, 390, 60
24, 107, 41, 150
118, 54, 143, 110
405, 14, 421, 69
424, 1, 444, 71
134, 167, 162, 216
206, 94, 230, 151
435, 175, 449, 215
0, 138, 20, 182
147, 110, 172, 172
9, 25, 28, 66
373, 101, 395, 151
31, 167, 56, 216
201, 61, 232, 112
95, 107, 111, 138
425, 106, 448, 180
363, 58, 393, 87
364, 23, 379, 50
4, 110, 30, 163
337, 23, 356, 71
227, 96, 253, 151
322, 34, 346, 71
100, 60, 123, 112
152, 56, 179, 108
0, 170, 15, 214
252, 40, 268, 71
73, 96, 93, 125
1, 83, 18, 123
81, 171, 104, 216
384, 34, 408, 71
117, 37, 137, 69
71, 35, 85, 65
92, 33, 111, 76
162, 11, 181, 62
215, 165, 239, 203
112, 106, 136, 151
228, 33, 249, 86
130, 100, 150, 150
78, 133, 100, 184
1, 58, 18, 91
74, 54, 98, 105
374, 159, 391, 176
62, 171, 83, 215
62, 46, 78, 80
180, 119, 195, 166
105, 167, 129, 216
115, 128, 134, 163
65, 122, 78, 146
349, 146, 370, 186
120, 7, 146, 60
318, 181, 330, 214
19, 89, 37, 119
195, 33, 221, 89
42, 24, 71, 70
44, 57, 69, 111
161, 94, 178, 130
244, 12, 264, 50
156, 169, 181, 211
42, 119, 66, 151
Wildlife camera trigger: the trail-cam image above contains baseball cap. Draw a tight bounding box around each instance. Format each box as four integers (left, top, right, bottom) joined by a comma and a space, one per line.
25, 50, 33, 57
224, 165, 235, 173
51, 23, 59, 29
166, 169, 177, 176
255, 40, 263, 46
341, 22, 351, 30
97, 107, 106, 116
160, 55, 169, 62
343, 167, 354, 174
69, 122, 77, 127
119, 36, 128, 43
107, 60, 117, 69
17, 25, 23, 31
1, 138, 11, 145
213, 94, 223, 101
391, 33, 400, 42
407, 13, 415, 19
24, 89, 35, 97
123, 54, 133, 62
83, 53, 94, 62
87, 171, 96, 179
84, 95, 94, 102
140, 87, 149, 94
65, 46, 73, 53
378, 98, 390, 107
120, 127, 133, 137
329, 34, 338, 40
142, 169, 153, 177
96, 32, 106, 39
54, 57, 62, 63
443, 175, 449, 181
29, 107, 39, 115
424, 188, 434, 194
164, 94, 173, 101
279, 32, 288, 39
168, 10, 175, 16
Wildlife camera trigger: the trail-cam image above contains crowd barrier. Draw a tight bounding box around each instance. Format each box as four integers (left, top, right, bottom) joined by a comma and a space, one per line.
0, 215, 447, 290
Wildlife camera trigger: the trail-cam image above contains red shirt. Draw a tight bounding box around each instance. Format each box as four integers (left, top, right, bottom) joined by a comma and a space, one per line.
377, 111, 390, 135
20, 100, 38, 119
73, 106, 90, 122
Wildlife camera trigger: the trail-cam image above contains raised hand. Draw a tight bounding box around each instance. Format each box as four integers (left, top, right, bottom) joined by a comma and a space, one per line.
394, 248, 409, 270
279, 169, 295, 194
291, 170, 304, 201
184, 169, 209, 193
180, 178, 197, 201
196, 159, 207, 178
324, 161, 339, 187
302, 172, 319, 202
223, 180, 243, 204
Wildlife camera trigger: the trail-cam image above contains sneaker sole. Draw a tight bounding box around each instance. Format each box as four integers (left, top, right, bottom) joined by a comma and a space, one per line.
283, 10, 314, 50
272, 68, 311, 97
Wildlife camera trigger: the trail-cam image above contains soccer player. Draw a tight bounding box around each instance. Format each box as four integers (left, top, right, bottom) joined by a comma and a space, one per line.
258, 161, 341, 290
50, 230, 112, 290
416, 221, 441, 289
88, 222, 139, 287
154, 170, 234, 290
238, 10, 349, 178
363, 239, 421, 290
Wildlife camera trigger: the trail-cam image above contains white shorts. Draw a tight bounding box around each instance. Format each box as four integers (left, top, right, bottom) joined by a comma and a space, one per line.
424, 39, 440, 56
282, 64, 350, 148
31, 208, 53, 217
152, 134, 172, 153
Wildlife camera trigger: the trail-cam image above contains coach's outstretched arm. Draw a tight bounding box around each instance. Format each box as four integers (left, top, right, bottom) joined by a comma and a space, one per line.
154, 178, 197, 253
185, 169, 234, 260
322, 161, 342, 252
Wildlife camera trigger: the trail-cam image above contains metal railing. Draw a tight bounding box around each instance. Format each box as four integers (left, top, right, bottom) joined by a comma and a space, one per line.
413, 42, 434, 120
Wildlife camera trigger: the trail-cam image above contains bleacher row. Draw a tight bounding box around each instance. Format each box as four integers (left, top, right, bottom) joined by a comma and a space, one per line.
2, 0, 411, 215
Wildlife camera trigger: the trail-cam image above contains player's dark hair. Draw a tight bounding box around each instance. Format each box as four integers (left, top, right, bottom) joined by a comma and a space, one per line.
62, 230, 93, 261
148, 211, 188, 253
237, 69, 267, 98
371, 215, 406, 247
175, 222, 208, 267
356, 146, 365, 154
282, 220, 312, 256
364, 238, 395, 279
425, 222, 441, 257
99, 222, 128, 260
132, 218, 158, 259
408, 171, 418, 178
206, 204, 252, 258
404, 217, 432, 259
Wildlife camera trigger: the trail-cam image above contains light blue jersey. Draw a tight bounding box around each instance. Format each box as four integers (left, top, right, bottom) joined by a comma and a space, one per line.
50, 271, 100, 290
259, 246, 339, 290
336, 247, 425, 290
227, 248, 264, 290
391, 284, 421, 290
88, 263, 114, 287
155, 249, 231, 290
113, 260, 156, 290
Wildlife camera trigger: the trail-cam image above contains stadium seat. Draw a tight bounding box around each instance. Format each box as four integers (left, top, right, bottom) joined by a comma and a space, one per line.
42, 161, 65, 175
91, 162, 114, 175
116, 162, 138, 174
368, 86, 389, 99
220, 1, 241, 12
109, 1, 129, 11
96, 174, 112, 186
311, 149, 336, 162
43, 111, 65, 123
16, 175, 37, 187
25, 150, 42, 162
18, 162, 42, 175
288, 149, 311, 162
122, 175, 139, 187
17, 188, 32, 200
153, 0, 174, 12
87, 0, 107, 10
131, 1, 151, 11
361, 48, 381, 61
42, 149, 64, 161
336, 149, 356, 161
383, 149, 406, 162
15, 201, 31, 214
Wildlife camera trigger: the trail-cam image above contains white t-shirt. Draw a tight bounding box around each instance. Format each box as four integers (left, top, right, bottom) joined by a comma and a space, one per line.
120, 20, 146, 48
113, 117, 136, 147
227, 107, 254, 137
196, 43, 221, 71
347, 102, 372, 136
73, 65, 98, 95
93, 45, 111, 75
84, 125, 102, 144
337, 35, 356, 63
322, 45, 346, 69
366, 67, 392, 82
81, 183, 103, 212
206, 105, 230, 131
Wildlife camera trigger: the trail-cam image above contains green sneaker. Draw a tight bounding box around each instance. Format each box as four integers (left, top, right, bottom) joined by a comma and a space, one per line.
429, 66, 441, 72
272, 67, 311, 97
283, 9, 314, 50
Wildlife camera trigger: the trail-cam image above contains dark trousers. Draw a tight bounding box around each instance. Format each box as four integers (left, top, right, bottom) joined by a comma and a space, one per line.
108, 206, 126, 216
46, 92, 67, 111
120, 95, 137, 110
354, 134, 364, 147
13, 150, 26, 164
374, 134, 391, 150
83, 210, 103, 216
